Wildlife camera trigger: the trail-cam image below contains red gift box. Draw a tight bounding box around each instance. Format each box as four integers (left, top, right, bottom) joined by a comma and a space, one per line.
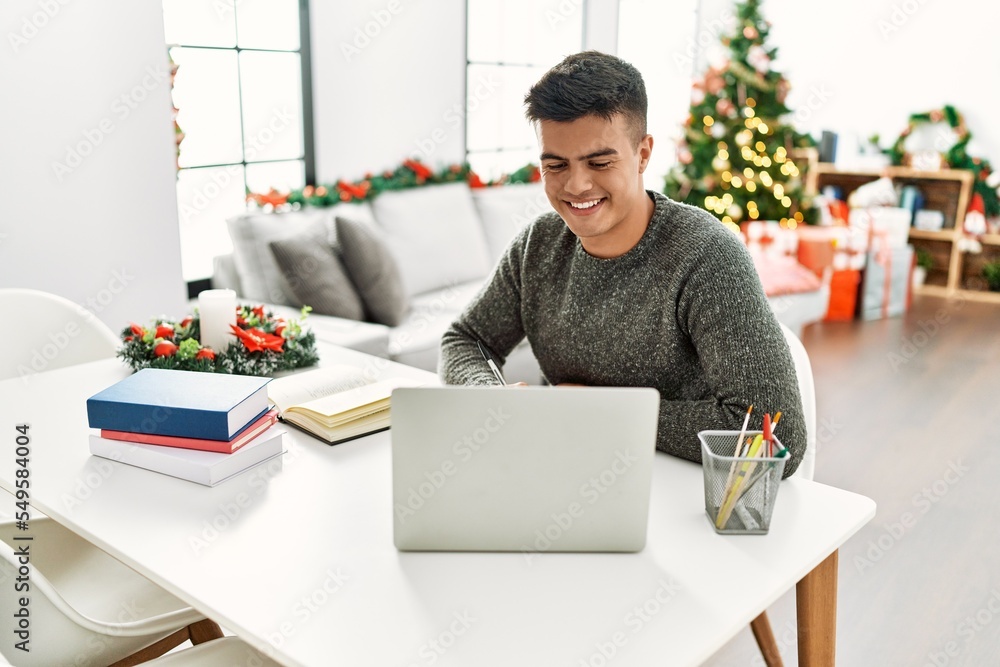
825, 270, 861, 321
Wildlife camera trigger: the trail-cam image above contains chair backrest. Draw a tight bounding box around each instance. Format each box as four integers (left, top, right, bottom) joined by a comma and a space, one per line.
0, 519, 166, 666
0, 288, 119, 382
779, 322, 816, 480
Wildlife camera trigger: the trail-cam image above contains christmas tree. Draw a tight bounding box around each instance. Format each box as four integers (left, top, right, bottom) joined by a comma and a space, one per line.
665, 0, 815, 228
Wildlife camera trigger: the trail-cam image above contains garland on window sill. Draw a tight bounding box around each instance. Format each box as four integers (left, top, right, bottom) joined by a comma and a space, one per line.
246, 159, 541, 210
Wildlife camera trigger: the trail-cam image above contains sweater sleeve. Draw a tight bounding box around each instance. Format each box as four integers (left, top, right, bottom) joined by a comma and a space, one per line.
439, 232, 528, 386
664, 235, 805, 478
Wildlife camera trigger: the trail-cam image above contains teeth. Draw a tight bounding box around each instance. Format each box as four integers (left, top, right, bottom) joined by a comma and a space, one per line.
569, 199, 602, 209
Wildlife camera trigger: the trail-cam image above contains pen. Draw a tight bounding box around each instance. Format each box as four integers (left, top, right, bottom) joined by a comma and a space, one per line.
763, 412, 772, 457
476, 340, 506, 386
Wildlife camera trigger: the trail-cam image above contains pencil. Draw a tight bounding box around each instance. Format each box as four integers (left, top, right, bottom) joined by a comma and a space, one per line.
716, 434, 764, 529
721, 405, 753, 504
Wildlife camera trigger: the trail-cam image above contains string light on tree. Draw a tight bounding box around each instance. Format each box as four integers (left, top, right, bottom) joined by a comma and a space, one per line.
665, 0, 815, 225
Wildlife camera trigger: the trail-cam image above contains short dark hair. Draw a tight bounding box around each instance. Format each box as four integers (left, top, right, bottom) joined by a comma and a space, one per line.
524, 51, 648, 145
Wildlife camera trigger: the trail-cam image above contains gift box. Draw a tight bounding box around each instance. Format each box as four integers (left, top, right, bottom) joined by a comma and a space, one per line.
824, 270, 861, 321
849, 207, 911, 250
796, 226, 837, 277
859, 245, 914, 320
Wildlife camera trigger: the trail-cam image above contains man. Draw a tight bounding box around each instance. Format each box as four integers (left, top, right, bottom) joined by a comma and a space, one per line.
439, 51, 804, 475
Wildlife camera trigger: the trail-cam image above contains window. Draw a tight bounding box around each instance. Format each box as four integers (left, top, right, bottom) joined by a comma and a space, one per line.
618, 0, 714, 187
163, 0, 313, 283
465, 0, 584, 180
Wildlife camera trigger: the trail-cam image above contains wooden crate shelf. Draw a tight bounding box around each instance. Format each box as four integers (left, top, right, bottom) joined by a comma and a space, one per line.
806, 164, 998, 302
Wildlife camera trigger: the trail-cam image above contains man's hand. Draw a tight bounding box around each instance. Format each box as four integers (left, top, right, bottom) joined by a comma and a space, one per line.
507, 382, 528, 387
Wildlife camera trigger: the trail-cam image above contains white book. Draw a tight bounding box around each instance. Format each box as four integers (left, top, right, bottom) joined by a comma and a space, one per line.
89, 427, 285, 487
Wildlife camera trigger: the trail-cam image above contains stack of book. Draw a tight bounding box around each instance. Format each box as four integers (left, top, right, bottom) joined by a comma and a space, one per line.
86, 369, 285, 487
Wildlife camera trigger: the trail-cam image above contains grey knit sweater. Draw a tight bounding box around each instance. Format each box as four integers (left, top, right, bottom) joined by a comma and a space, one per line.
440, 190, 804, 477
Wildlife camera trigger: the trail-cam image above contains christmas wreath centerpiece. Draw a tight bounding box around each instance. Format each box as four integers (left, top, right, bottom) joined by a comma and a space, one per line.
117, 304, 319, 376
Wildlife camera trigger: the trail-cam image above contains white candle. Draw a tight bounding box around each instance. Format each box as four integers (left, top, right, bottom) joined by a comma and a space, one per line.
198, 289, 237, 352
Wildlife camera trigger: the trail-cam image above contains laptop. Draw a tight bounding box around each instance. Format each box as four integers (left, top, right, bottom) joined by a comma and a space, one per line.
391, 386, 660, 552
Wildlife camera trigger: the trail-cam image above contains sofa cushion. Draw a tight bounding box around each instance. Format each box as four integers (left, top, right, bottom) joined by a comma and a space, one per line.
334, 216, 408, 327
471, 183, 552, 262
387, 280, 484, 371
370, 182, 493, 298
268, 222, 366, 321
226, 202, 375, 305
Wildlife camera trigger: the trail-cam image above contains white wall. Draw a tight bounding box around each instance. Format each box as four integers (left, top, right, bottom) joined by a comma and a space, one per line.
309, 0, 468, 181
691, 0, 1000, 165
584, 0, 620, 53
618, 0, 700, 188
0, 0, 186, 329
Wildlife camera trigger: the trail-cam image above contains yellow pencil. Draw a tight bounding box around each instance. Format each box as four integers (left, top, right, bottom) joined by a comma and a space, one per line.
716, 434, 764, 529
721, 405, 753, 504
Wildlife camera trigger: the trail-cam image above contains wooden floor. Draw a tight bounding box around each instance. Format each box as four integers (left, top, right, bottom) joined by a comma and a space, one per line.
704, 294, 1000, 666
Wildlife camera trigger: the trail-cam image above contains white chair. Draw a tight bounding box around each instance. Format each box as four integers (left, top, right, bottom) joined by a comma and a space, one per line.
779, 322, 816, 481
0, 288, 120, 381
0, 517, 223, 666
144, 637, 284, 666
748, 323, 818, 667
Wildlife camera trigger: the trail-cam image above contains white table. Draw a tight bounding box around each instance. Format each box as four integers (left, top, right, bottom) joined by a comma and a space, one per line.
0, 352, 874, 667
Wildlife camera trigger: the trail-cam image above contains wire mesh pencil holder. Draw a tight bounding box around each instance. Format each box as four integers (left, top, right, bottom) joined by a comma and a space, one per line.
699, 430, 787, 535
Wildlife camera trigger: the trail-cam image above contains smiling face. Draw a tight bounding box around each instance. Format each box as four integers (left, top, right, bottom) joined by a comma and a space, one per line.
537, 114, 654, 258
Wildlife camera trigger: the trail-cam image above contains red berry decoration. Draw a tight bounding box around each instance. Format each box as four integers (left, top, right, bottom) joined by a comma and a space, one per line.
153, 340, 178, 357
155, 324, 175, 339
195, 348, 215, 361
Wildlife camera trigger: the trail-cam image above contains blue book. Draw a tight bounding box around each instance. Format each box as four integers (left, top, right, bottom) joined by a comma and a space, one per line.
87, 369, 272, 441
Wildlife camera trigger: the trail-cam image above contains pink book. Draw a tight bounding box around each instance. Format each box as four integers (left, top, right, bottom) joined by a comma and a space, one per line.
100, 408, 279, 454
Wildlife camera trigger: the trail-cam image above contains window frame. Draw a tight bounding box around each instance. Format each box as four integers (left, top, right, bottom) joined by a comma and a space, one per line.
169, 0, 315, 295
463, 0, 587, 177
